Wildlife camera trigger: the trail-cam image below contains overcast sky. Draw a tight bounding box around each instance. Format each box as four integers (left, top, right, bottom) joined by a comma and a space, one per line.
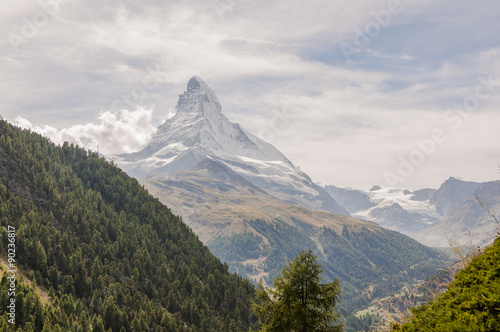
1, 0, 499, 190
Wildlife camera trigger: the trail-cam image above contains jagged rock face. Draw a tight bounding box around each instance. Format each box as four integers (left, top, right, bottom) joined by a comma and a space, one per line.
430, 177, 481, 218
144, 77, 258, 159
422, 180, 500, 247
114, 77, 348, 216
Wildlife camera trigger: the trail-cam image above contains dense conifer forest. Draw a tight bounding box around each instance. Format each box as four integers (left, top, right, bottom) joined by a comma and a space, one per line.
0, 119, 257, 331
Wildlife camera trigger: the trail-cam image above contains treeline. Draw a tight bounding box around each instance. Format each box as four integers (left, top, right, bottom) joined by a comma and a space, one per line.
0, 119, 257, 331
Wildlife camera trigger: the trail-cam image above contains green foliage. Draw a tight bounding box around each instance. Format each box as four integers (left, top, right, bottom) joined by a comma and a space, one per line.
393, 236, 500, 331
216, 218, 445, 318
252, 250, 343, 331
0, 119, 257, 331
344, 312, 382, 332
320, 226, 446, 312
209, 232, 263, 262
0, 276, 65, 331
207, 217, 446, 331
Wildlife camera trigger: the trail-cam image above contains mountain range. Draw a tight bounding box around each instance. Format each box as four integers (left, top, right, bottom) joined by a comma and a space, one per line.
1, 106, 496, 331
322, 177, 500, 247
111, 77, 451, 327
4, 76, 497, 331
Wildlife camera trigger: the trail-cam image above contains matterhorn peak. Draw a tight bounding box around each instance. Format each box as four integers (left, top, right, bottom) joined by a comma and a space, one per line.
115, 76, 349, 216
175, 76, 222, 117
187, 76, 207, 92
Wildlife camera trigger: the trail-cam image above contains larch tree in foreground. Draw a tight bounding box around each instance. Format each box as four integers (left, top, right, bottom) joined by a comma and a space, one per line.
252, 250, 343, 331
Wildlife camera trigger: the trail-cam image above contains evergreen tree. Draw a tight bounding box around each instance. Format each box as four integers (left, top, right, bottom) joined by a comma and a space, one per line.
253, 250, 343, 331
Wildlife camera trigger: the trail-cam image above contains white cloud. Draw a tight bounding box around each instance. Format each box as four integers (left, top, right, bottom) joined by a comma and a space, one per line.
15, 107, 156, 155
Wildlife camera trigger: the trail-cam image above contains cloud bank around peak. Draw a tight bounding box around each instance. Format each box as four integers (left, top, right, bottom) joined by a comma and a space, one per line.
15, 107, 157, 155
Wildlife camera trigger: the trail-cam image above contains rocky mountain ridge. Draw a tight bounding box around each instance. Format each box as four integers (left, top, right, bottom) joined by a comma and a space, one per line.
114, 76, 348, 216
322, 177, 499, 247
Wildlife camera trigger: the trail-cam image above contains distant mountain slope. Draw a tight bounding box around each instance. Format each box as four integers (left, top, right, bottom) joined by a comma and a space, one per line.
422, 181, 500, 247
413, 177, 481, 218
0, 119, 257, 331
321, 185, 375, 213
141, 157, 448, 322
393, 235, 500, 331
114, 76, 348, 216
323, 177, 497, 247
324, 184, 440, 241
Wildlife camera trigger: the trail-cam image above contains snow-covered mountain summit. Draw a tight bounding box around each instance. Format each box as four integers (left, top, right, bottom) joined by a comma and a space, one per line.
114, 77, 348, 215
131, 76, 271, 161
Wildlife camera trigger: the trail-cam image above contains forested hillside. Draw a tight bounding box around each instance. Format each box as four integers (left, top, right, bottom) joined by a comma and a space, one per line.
210, 218, 447, 330
0, 119, 257, 331
393, 235, 500, 331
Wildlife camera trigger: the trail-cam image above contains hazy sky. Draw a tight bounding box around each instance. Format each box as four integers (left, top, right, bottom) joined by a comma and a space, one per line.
1, 0, 499, 190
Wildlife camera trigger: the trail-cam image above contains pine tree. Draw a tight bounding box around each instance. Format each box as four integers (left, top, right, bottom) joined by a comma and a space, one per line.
252, 250, 343, 332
